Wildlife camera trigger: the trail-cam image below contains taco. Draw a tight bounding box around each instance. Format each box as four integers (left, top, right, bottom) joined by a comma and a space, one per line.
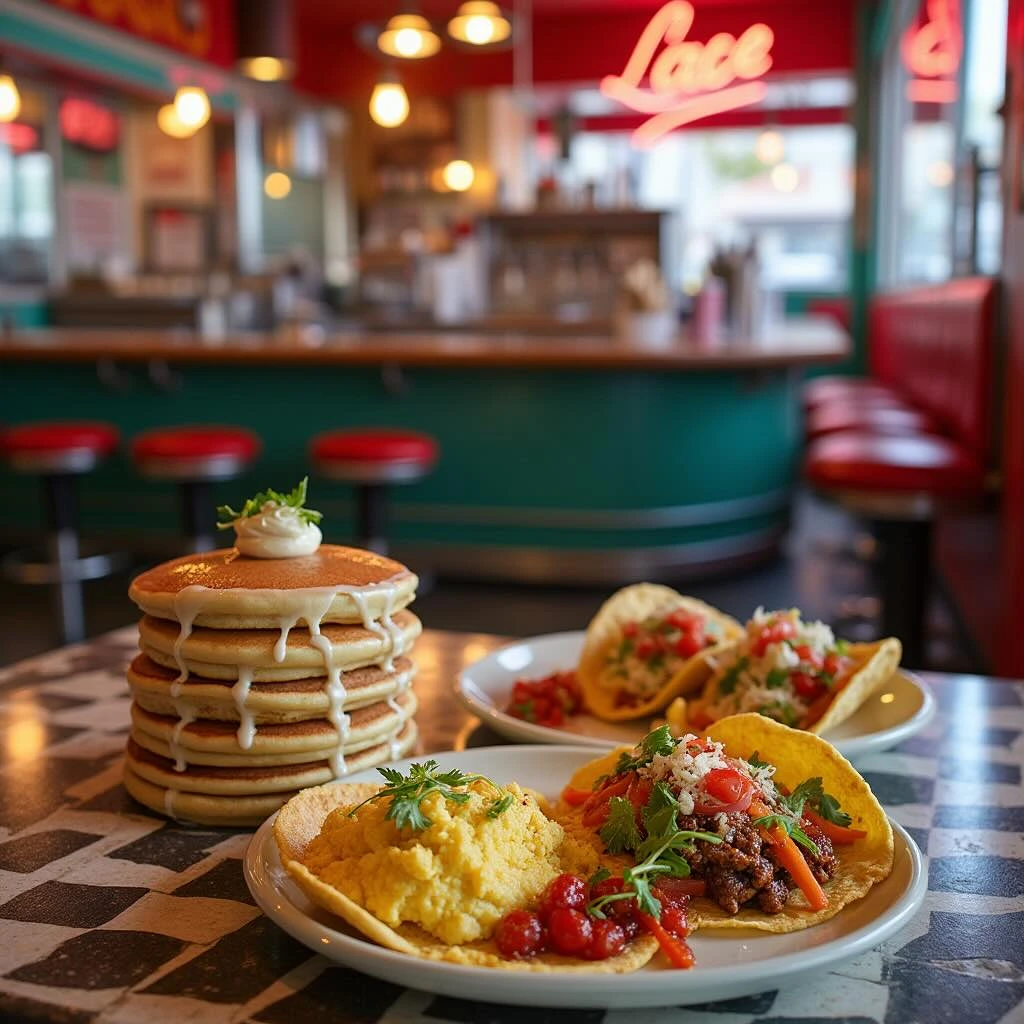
687, 608, 901, 734
558, 715, 894, 933
578, 584, 743, 722
274, 766, 659, 972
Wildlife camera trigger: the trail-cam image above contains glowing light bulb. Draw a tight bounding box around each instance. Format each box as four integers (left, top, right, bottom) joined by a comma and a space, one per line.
239, 56, 292, 82
465, 15, 496, 44
173, 86, 210, 130
448, 2, 511, 46
378, 13, 440, 59
0, 74, 22, 123
264, 171, 292, 199
157, 103, 195, 138
770, 163, 799, 192
442, 159, 475, 192
755, 129, 785, 165
370, 79, 409, 128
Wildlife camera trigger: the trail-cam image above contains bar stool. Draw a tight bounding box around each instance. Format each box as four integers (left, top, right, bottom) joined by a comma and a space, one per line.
310, 428, 438, 554
805, 432, 986, 667
0, 421, 121, 645
131, 426, 261, 551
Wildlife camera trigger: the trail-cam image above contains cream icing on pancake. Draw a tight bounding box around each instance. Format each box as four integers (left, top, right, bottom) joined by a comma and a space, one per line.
123, 721, 419, 826
127, 654, 416, 724
129, 691, 417, 768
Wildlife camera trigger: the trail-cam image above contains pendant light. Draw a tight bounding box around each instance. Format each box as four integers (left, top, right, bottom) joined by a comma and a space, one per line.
0, 73, 22, 123
173, 86, 211, 131
237, 0, 295, 81
378, 10, 441, 59
369, 69, 410, 128
442, 159, 475, 192
157, 103, 195, 138
447, 2, 512, 46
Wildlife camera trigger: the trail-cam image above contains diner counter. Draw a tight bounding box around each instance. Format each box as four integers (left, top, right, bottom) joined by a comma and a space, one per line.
0, 319, 849, 371
0, 318, 847, 583
0, 627, 1021, 1023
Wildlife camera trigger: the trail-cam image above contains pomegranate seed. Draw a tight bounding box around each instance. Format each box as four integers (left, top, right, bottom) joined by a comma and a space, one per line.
585, 918, 626, 960
547, 907, 593, 955
540, 874, 587, 918
495, 910, 544, 959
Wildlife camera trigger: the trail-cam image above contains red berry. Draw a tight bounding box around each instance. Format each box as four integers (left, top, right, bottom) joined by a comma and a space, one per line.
585, 918, 626, 960
495, 910, 544, 959
547, 907, 592, 955
660, 905, 689, 937
540, 874, 587, 917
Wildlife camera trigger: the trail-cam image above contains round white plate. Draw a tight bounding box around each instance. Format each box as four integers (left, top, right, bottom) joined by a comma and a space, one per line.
245, 746, 926, 1009
454, 631, 935, 761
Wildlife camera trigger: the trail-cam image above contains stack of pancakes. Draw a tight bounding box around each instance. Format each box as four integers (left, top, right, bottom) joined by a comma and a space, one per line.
122, 545, 421, 826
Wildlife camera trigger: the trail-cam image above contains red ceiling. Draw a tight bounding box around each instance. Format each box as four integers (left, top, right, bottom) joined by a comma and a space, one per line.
293, 0, 856, 102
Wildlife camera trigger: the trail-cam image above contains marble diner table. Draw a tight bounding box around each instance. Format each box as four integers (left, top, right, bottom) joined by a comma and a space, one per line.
0, 627, 1021, 1024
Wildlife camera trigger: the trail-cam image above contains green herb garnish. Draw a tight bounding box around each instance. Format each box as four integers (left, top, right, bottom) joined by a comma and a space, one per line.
765, 668, 789, 689
811, 790, 853, 827
746, 751, 770, 771
717, 656, 749, 696
750, 813, 820, 856
612, 724, 677, 776
782, 777, 824, 818
345, 760, 512, 830
216, 476, 322, 528
599, 796, 644, 854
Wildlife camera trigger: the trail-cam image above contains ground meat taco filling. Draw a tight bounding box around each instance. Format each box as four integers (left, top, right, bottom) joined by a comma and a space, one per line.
570, 726, 848, 918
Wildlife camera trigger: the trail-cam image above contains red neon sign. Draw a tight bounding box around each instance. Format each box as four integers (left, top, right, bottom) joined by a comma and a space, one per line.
902, 0, 962, 104
600, 1, 773, 148
60, 98, 120, 152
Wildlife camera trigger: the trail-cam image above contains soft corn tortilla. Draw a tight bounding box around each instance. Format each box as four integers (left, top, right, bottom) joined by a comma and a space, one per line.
578, 584, 743, 722
558, 713, 894, 934
692, 637, 903, 736
274, 782, 658, 972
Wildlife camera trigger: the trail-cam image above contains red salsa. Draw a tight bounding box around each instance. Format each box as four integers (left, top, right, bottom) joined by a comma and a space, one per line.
505, 670, 583, 727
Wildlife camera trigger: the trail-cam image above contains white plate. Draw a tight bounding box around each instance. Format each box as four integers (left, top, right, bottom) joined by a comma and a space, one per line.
455, 631, 935, 761
245, 745, 926, 1009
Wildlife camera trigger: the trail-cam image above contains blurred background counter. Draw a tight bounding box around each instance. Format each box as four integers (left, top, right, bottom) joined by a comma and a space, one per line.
0, 319, 846, 584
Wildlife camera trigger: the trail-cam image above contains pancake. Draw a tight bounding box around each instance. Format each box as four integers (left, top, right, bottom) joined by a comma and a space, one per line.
128, 544, 417, 628
124, 719, 418, 797
129, 690, 418, 767
138, 610, 422, 680
127, 654, 417, 724
123, 721, 419, 826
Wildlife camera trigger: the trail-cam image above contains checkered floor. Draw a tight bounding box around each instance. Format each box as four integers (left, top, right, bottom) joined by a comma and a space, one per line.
1, 630, 1022, 1023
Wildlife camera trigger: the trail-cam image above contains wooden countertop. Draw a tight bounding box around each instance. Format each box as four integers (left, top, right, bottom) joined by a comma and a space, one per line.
0, 317, 849, 371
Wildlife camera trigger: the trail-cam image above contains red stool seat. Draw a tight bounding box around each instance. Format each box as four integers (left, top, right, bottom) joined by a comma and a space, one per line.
806, 403, 939, 441
132, 426, 260, 480
0, 421, 119, 473
805, 432, 985, 499
803, 377, 899, 410
311, 429, 438, 483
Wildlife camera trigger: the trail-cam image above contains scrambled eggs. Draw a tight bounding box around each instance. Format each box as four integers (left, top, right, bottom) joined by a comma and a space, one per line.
301, 781, 598, 945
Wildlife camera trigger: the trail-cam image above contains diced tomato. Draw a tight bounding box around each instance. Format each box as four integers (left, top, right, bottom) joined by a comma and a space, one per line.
511, 682, 533, 703
505, 671, 583, 727
626, 776, 653, 811
635, 637, 657, 659
675, 632, 703, 658
753, 618, 798, 656
693, 767, 755, 815
794, 644, 824, 670
623, 621, 639, 638
791, 671, 825, 700
824, 652, 848, 677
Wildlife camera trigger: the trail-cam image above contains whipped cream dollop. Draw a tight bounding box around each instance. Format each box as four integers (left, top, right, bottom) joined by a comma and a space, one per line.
232, 501, 322, 558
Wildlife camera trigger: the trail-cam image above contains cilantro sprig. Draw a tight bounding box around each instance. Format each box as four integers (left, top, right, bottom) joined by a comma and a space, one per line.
593, 777, 720, 919
216, 477, 323, 528
346, 760, 514, 831
612, 724, 677, 775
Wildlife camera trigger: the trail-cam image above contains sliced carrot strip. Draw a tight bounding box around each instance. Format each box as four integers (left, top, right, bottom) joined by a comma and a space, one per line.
560, 786, 591, 807
637, 912, 695, 969
749, 797, 829, 912
803, 808, 867, 845
581, 773, 633, 827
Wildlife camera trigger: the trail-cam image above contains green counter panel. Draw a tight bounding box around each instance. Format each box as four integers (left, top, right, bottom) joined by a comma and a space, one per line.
0, 361, 799, 578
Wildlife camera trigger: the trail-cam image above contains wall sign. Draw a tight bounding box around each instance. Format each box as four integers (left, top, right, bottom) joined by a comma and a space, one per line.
902, 0, 962, 104
599, 1, 773, 148
60, 98, 120, 153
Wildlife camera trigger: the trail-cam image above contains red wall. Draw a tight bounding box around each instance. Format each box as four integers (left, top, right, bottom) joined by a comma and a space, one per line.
295, 1, 855, 102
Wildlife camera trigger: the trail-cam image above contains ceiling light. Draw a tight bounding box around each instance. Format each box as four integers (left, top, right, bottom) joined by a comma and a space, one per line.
378, 12, 441, 59
0, 74, 22, 123
173, 86, 210, 130
442, 159, 475, 192
157, 103, 195, 138
448, 2, 511, 46
236, 0, 295, 80
755, 129, 785, 165
264, 170, 292, 199
369, 71, 410, 128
